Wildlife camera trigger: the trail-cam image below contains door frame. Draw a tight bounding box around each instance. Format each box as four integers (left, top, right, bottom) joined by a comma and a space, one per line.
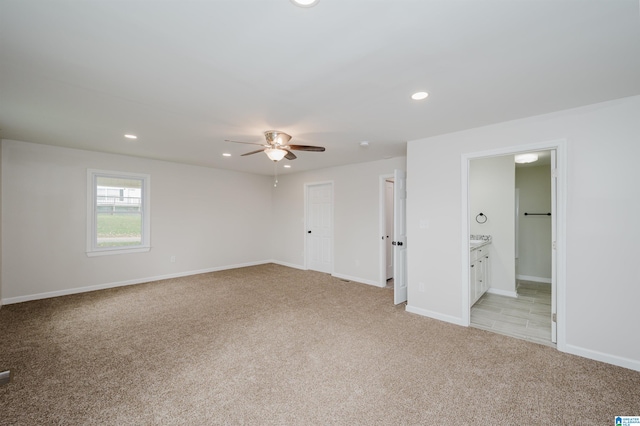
304, 181, 334, 273
379, 174, 394, 286
460, 139, 567, 351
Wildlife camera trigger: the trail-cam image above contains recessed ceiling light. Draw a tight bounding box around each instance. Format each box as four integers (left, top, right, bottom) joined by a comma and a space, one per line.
291, 0, 319, 7
284, 164, 291, 168
515, 153, 539, 164
411, 91, 429, 101
124, 134, 138, 139
359, 141, 370, 147
222, 153, 231, 157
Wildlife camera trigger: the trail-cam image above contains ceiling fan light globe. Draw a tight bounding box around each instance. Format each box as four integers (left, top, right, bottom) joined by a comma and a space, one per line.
265, 148, 287, 162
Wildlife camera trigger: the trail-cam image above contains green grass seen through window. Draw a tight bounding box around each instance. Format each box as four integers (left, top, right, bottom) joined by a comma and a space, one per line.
97, 213, 142, 247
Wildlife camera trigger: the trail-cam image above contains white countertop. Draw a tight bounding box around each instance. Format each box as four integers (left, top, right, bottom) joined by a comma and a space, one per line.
470, 239, 491, 250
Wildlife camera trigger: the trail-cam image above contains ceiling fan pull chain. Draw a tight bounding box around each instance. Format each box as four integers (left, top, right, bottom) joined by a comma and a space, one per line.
274, 162, 278, 187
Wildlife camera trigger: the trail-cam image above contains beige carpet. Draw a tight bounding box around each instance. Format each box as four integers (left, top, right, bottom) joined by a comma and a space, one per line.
1, 264, 638, 424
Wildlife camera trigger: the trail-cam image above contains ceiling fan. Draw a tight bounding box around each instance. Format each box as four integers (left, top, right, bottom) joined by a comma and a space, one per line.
225, 130, 325, 162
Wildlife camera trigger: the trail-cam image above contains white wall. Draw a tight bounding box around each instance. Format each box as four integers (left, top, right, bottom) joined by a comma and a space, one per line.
1, 141, 406, 302
516, 165, 552, 281
271, 157, 407, 286
1, 140, 274, 302
470, 155, 516, 295
406, 95, 640, 371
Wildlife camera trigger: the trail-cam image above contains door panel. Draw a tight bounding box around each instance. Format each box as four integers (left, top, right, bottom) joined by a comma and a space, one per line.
307, 183, 333, 273
551, 150, 558, 343
393, 170, 408, 305
385, 180, 394, 280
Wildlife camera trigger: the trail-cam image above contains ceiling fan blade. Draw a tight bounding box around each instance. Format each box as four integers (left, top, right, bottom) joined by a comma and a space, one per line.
225, 139, 267, 147
241, 149, 265, 156
288, 144, 326, 152
285, 150, 297, 160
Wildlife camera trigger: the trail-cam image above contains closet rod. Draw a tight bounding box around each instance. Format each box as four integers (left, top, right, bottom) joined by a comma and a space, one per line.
524, 212, 551, 216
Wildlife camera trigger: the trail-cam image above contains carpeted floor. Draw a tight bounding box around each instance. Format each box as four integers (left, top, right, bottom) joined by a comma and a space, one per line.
1, 264, 639, 424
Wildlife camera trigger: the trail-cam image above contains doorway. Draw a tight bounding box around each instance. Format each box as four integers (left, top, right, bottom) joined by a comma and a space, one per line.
462, 141, 566, 350
384, 178, 394, 282
305, 182, 333, 274
470, 151, 555, 345
379, 170, 408, 305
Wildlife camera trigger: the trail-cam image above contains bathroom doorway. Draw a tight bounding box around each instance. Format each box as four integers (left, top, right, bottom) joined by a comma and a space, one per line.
463, 141, 565, 348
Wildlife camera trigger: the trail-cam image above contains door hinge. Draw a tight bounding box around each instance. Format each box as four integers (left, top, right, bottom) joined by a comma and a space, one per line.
552, 241, 557, 250
552, 313, 557, 323
551, 168, 558, 178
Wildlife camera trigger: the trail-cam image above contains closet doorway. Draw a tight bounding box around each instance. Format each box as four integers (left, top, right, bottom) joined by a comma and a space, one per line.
380, 170, 408, 305
305, 182, 334, 274
384, 178, 394, 282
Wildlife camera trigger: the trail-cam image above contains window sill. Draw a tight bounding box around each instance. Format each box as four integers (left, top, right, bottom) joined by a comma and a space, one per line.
86, 246, 151, 257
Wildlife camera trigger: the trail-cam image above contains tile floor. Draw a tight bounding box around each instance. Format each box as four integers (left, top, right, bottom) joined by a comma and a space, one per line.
470, 281, 554, 347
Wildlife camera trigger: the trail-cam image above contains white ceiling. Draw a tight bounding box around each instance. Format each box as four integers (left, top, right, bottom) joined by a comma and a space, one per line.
1, 0, 639, 176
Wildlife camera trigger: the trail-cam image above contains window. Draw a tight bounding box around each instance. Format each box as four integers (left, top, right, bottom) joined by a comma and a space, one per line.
87, 169, 150, 256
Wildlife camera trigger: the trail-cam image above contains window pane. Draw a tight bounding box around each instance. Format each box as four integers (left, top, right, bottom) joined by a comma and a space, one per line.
96, 213, 142, 247
95, 176, 143, 248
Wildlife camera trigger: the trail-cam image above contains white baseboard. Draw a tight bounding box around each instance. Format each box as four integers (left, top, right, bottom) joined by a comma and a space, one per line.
2, 260, 384, 305
270, 260, 306, 270
331, 272, 383, 288
487, 288, 518, 298
1, 260, 273, 305
516, 274, 552, 284
563, 344, 640, 372
271, 262, 384, 288
405, 304, 466, 326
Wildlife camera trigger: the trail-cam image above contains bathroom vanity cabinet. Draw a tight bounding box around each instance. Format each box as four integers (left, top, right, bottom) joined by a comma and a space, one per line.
470, 244, 490, 306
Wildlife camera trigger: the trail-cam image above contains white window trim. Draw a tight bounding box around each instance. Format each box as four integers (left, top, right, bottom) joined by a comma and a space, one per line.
86, 169, 151, 257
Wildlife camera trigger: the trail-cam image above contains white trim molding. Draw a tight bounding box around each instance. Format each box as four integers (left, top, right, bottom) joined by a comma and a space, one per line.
564, 344, 640, 373
332, 272, 382, 288
487, 288, 518, 298
405, 304, 466, 327
516, 274, 552, 284
461, 138, 568, 352
1, 260, 273, 305
86, 169, 151, 257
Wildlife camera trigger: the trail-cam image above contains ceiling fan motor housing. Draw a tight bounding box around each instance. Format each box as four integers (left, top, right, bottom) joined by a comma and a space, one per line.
264, 130, 292, 147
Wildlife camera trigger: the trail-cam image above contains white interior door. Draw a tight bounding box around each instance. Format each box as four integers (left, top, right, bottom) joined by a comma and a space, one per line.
385, 180, 394, 280
393, 170, 407, 305
306, 183, 333, 274
551, 150, 558, 343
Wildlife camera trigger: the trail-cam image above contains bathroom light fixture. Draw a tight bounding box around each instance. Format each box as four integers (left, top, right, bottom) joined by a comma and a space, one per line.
411, 91, 429, 100
515, 153, 539, 164
284, 164, 291, 168
124, 134, 138, 139
265, 147, 287, 162
291, 0, 319, 7
222, 153, 231, 157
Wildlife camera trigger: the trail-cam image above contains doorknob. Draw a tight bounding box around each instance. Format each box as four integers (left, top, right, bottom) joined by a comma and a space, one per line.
397, 241, 403, 246
307, 230, 311, 234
